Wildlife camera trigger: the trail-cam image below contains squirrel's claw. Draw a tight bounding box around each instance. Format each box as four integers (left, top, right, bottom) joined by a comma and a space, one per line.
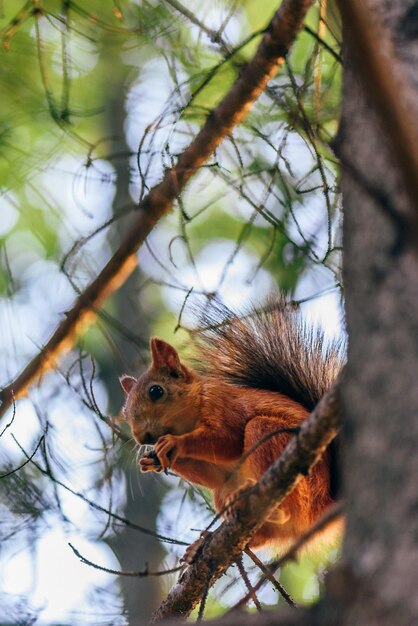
178, 531, 212, 582
180, 532, 208, 565
155, 434, 180, 470
139, 455, 163, 473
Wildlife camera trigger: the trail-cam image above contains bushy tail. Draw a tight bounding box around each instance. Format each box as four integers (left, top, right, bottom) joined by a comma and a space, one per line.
193, 297, 345, 411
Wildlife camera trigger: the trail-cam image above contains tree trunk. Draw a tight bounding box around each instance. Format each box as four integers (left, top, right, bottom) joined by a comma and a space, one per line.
333, 2, 418, 624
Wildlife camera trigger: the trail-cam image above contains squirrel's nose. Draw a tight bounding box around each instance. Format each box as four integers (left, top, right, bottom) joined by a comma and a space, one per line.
142, 432, 155, 445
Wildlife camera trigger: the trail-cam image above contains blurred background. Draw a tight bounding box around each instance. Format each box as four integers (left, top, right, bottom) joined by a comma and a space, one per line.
0, 1, 343, 623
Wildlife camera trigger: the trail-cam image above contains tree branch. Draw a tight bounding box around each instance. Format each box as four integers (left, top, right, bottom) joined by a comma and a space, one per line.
0, 0, 314, 423
151, 383, 341, 622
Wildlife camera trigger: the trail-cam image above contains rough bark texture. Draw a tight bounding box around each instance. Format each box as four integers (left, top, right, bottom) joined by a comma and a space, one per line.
334, 1, 418, 624
337, 0, 418, 222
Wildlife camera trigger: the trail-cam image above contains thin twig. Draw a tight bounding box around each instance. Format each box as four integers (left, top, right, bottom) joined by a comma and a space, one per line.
196, 563, 213, 622
0, 394, 15, 438
68, 543, 182, 577
303, 24, 341, 63
0, 433, 45, 479
245, 547, 296, 608
236, 556, 263, 612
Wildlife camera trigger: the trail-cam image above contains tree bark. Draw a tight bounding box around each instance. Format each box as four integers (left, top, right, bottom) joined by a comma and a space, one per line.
333, 1, 418, 624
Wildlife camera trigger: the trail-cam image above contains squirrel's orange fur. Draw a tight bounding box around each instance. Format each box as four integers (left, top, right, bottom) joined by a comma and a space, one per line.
120, 301, 343, 552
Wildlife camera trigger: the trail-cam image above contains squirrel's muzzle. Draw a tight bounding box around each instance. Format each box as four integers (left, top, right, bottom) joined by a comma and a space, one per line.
142, 431, 156, 445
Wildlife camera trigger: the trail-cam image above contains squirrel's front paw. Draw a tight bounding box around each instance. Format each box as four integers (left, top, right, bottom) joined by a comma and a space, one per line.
155, 434, 182, 470
139, 451, 163, 473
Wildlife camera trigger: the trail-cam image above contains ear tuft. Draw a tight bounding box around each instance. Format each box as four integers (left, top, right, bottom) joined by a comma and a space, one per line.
120, 375, 137, 395
150, 337, 181, 373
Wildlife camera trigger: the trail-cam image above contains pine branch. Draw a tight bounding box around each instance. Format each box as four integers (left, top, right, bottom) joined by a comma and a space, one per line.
151, 382, 341, 622
0, 0, 314, 423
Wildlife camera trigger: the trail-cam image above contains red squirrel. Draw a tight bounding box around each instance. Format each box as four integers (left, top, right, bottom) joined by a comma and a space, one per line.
120, 299, 343, 552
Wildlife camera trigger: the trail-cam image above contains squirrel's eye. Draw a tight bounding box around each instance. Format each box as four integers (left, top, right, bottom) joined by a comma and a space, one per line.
148, 385, 164, 401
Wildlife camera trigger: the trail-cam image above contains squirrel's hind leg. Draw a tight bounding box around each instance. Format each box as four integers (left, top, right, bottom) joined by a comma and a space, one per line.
243, 415, 295, 478
243, 415, 333, 538
219, 412, 296, 525
242, 415, 305, 533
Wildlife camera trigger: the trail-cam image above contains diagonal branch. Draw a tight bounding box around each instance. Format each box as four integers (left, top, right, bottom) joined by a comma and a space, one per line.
151, 382, 341, 622
0, 0, 314, 423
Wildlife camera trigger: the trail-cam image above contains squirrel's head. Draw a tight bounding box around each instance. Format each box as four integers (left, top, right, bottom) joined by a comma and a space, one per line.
120, 338, 201, 445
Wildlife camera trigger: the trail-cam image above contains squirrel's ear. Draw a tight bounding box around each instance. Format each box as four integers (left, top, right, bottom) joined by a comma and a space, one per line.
120, 375, 137, 395
150, 338, 182, 374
